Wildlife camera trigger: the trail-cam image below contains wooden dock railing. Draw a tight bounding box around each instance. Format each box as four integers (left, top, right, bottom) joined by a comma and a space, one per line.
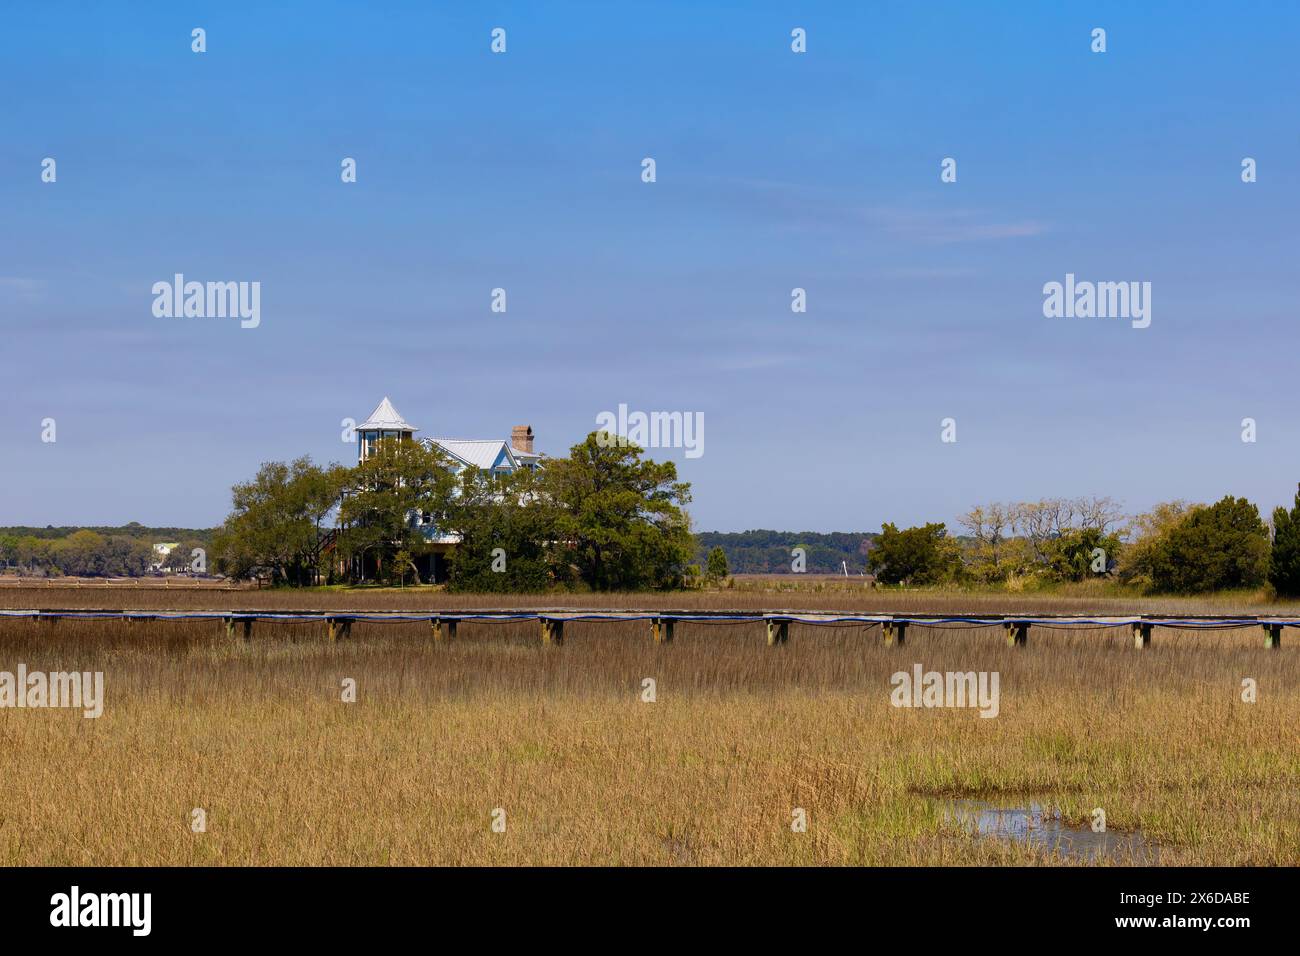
0, 608, 1290, 648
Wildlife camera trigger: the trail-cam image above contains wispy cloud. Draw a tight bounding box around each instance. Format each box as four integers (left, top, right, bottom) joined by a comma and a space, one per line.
869, 208, 1047, 245
0, 277, 47, 301
878, 266, 981, 280
690, 177, 1046, 245
709, 352, 793, 372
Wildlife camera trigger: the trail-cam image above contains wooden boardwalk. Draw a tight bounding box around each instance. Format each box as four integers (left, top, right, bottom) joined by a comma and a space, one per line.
0, 607, 1291, 648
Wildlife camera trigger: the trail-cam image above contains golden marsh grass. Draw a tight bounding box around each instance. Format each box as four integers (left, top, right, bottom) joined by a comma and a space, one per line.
0, 585, 1296, 865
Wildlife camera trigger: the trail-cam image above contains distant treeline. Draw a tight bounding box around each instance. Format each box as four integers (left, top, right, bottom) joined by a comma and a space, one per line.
0, 525, 215, 577
694, 530, 874, 574
869, 491, 1300, 596
0, 524, 214, 543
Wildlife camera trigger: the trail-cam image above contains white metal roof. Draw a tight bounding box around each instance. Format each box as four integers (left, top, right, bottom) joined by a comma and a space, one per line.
358, 397, 418, 433
425, 438, 516, 471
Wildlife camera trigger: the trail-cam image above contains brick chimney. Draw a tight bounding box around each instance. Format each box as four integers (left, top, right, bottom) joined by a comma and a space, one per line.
511, 425, 534, 454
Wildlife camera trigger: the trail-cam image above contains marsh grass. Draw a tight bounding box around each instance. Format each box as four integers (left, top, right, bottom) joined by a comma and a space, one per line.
0, 586, 1296, 865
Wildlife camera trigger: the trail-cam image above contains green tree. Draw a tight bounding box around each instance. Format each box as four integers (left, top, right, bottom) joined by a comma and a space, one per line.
705, 545, 729, 582
540, 432, 693, 590
0, 534, 18, 572
867, 522, 961, 586
124, 538, 158, 576
1119, 500, 1197, 586
98, 535, 155, 576
1269, 484, 1300, 596
1148, 495, 1269, 593
14, 536, 51, 576
214, 456, 348, 585
50, 530, 107, 576
446, 469, 559, 593
1046, 527, 1122, 582
338, 438, 456, 585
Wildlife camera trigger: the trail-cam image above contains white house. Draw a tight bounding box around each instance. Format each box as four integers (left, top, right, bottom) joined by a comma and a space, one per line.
150, 542, 180, 573
347, 397, 542, 581
355, 396, 541, 475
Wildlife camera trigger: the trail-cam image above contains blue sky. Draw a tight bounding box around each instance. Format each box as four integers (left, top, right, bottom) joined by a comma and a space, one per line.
2, 1, 1298, 532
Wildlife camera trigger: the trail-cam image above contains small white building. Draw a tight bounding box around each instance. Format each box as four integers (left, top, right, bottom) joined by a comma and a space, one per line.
150, 542, 180, 572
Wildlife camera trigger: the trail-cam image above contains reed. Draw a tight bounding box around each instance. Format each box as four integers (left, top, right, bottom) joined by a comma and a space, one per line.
0, 593, 1295, 865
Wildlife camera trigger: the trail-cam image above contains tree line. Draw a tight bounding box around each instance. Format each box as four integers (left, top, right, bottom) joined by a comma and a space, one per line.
693, 530, 871, 574
866, 490, 1300, 595
211, 432, 695, 592
15, 480, 1300, 598
0, 526, 209, 578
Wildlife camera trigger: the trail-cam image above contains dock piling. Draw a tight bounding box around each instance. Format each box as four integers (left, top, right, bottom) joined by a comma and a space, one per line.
225, 616, 253, 641
883, 619, 906, 647
766, 618, 789, 646
541, 618, 564, 646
